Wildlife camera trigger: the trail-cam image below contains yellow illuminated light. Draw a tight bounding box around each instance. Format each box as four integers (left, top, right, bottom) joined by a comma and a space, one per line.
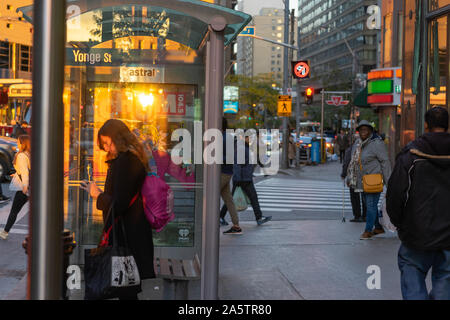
138, 93, 155, 110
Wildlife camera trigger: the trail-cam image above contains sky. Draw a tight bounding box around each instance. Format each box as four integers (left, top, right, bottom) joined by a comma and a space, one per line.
240, 0, 299, 16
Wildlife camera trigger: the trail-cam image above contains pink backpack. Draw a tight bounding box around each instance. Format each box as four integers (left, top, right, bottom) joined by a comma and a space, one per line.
131, 172, 175, 232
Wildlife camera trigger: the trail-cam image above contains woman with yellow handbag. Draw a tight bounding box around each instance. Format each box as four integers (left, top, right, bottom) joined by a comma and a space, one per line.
346, 120, 391, 240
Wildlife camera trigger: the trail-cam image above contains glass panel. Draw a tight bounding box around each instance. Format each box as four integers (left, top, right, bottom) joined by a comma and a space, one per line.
429, 0, 450, 12
62, 3, 212, 261
428, 15, 447, 108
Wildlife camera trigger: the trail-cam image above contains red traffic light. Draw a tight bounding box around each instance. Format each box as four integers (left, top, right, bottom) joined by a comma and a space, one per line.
306, 87, 314, 97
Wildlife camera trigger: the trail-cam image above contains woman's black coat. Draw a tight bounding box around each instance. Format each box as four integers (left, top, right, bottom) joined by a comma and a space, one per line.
97, 150, 155, 279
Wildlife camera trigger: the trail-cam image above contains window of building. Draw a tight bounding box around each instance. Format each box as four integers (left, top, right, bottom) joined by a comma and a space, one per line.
20, 45, 32, 72
271, 61, 275, 65
0, 41, 10, 69
428, 14, 448, 108
277, 33, 282, 38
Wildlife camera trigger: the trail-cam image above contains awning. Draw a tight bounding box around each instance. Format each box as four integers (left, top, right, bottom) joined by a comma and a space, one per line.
354, 86, 370, 107
17, 0, 251, 49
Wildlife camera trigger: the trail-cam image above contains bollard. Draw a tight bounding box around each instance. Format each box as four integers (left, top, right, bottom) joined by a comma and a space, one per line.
23, 229, 76, 300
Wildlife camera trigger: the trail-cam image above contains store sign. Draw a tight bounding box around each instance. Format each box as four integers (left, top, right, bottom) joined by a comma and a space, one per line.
368, 80, 393, 94
224, 100, 239, 114
367, 67, 401, 106
120, 66, 164, 83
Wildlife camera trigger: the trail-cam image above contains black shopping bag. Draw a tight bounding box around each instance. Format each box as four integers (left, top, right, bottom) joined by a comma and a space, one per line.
84, 204, 141, 300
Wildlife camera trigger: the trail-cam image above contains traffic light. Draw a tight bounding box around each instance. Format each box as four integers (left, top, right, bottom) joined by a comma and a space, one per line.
305, 87, 314, 104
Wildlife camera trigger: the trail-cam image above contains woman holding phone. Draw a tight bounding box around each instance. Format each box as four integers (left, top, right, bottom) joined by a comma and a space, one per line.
80, 119, 155, 300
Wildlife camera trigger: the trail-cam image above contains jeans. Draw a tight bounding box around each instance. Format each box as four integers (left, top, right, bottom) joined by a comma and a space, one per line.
220, 180, 263, 221
350, 188, 366, 219
220, 173, 239, 226
4, 191, 28, 233
398, 244, 450, 300
363, 192, 382, 232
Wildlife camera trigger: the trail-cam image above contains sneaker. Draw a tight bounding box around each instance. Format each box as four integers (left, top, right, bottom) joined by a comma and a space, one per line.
372, 228, 385, 236
360, 231, 373, 240
219, 218, 229, 226
0, 230, 8, 240
0, 196, 10, 203
257, 216, 272, 226
223, 226, 242, 235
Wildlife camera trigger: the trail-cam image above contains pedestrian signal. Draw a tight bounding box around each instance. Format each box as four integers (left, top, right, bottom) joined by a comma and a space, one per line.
305, 87, 314, 104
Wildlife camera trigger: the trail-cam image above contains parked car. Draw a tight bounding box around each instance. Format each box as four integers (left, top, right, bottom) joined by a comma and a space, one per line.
0, 136, 18, 181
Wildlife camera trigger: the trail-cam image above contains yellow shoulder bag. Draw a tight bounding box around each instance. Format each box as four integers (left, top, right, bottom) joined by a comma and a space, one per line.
359, 156, 383, 193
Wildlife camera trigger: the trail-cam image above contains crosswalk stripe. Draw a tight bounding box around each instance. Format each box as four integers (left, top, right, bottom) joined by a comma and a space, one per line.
238, 178, 383, 214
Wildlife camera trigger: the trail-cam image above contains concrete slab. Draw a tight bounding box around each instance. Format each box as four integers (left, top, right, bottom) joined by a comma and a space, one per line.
219, 220, 406, 300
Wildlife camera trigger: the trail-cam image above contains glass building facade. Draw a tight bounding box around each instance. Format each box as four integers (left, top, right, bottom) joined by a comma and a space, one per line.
401, 0, 449, 147
298, 0, 378, 83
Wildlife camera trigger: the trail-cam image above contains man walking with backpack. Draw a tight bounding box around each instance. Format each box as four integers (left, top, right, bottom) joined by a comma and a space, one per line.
386, 106, 450, 300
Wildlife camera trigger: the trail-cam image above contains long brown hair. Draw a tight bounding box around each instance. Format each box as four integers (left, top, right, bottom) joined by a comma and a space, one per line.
98, 119, 149, 171
14, 134, 31, 165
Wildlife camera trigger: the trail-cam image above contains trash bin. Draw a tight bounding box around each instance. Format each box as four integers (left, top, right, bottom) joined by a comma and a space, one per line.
311, 139, 321, 164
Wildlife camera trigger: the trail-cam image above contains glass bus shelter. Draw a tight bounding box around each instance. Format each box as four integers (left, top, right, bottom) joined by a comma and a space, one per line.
20, 0, 250, 299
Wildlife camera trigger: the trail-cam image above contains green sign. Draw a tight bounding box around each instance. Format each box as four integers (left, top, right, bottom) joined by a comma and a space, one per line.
368, 80, 393, 94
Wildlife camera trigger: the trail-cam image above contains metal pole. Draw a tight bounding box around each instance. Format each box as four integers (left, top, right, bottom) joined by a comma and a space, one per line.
201, 16, 226, 300
321, 90, 324, 163
281, 0, 290, 169
30, 0, 66, 300
295, 10, 301, 166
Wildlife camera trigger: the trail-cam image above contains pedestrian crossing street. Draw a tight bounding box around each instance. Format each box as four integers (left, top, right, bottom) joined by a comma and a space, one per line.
245, 177, 385, 215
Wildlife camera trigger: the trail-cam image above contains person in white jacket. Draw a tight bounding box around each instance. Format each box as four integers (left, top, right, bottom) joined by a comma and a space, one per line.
0, 135, 30, 240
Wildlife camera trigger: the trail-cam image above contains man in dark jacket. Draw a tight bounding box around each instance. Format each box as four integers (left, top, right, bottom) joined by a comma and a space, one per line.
220, 133, 272, 226
341, 135, 366, 222
336, 130, 349, 163
386, 106, 450, 300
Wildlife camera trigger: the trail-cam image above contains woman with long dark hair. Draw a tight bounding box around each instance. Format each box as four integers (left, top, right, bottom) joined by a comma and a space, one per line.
0, 135, 31, 240
80, 119, 155, 300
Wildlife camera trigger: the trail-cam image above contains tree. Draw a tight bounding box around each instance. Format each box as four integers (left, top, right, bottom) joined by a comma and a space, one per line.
225, 74, 280, 129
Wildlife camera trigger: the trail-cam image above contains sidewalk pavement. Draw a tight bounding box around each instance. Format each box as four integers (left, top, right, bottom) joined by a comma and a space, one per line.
0, 161, 431, 300
218, 219, 408, 300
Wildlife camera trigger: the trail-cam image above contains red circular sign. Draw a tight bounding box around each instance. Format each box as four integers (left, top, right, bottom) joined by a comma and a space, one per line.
293, 62, 310, 78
